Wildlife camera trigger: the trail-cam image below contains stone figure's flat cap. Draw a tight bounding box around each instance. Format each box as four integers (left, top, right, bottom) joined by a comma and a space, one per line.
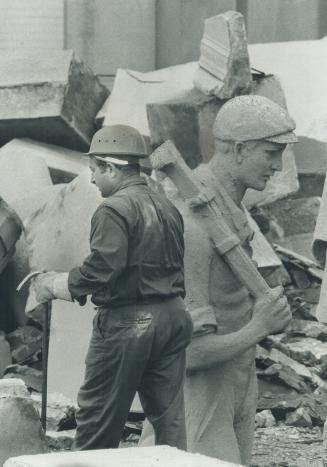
213, 95, 297, 144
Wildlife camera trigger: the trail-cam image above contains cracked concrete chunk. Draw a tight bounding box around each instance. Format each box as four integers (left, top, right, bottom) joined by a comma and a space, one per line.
0, 50, 109, 151
285, 407, 312, 428
0, 379, 47, 466
6, 326, 42, 364
194, 11, 252, 98
0, 333, 12, 377
0, 139, 88, 184
3, 445, 241, 467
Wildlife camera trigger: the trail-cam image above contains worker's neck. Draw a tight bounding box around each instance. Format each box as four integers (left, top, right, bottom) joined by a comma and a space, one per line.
208, 153, 246, 207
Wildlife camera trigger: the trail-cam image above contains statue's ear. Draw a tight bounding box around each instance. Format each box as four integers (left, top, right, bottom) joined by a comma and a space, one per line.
234, 142, 245, 164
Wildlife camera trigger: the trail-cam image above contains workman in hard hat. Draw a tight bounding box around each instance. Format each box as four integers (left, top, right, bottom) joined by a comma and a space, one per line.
140, 95, 296, 464
33, 125, 193, 450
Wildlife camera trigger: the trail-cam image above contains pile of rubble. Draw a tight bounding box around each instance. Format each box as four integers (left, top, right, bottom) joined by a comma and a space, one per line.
0, 8, 326, 464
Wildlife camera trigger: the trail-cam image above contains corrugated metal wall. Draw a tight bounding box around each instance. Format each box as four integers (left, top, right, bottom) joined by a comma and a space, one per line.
0, 0, 326, 88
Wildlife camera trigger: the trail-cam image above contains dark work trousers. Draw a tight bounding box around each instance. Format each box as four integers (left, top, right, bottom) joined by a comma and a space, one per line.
72, 296, 193, 451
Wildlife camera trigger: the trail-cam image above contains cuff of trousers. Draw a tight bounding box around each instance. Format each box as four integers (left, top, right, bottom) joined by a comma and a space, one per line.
53, 273, 73, 302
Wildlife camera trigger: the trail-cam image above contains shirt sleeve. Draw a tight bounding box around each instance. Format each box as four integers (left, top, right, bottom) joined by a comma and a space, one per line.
68, 205, 128, 305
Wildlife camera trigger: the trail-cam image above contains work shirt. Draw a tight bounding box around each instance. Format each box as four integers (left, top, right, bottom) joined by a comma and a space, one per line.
68, 175, 185, 308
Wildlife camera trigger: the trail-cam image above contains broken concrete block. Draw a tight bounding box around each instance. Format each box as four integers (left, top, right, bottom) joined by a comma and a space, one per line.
263, 197, 321, 238
45, 430, 75, 452
255, 410, 276, 428
4, 364, 42, 393
0, 139, 89, 184
0, 379, 47, 466
256, 346, 313, 382
31, 393, 76, 432
6, 326, 42, 364
285, 407, 312, 428
288, 320, 327, 341
0, 332, 12, 377
194, 11, 252, 98
3, 445, 242, 467
249, 39, 327, 198
257, 363, 309, 393
276, 338, 327, 367
0, 50, 109, 151
103, 65, 195, 138
147, 73, 298, 204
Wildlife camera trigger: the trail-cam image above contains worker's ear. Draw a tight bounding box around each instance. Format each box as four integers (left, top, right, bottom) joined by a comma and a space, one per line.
105, 162, 120, 177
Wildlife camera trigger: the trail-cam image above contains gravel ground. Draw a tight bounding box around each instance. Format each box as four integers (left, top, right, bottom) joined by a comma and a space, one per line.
251, 425, 327, 467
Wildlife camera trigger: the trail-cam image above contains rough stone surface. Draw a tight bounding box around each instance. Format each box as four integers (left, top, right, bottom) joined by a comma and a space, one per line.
4, 364, 42, 393
255, 410, 276, 428
285, 407, 313, 428
24, 169, 101, 401
6, 325, 42, 364
0, 50, 109, 151
249, 39, 327, 143
0, 378, 47, 466
194, 11, 251, 98
103, 65, 195, 138
3, 445, 241, 467
288, 320, 327, 341
275, 338, 327, 366
0, 333, 12, 377
0, 139, 88, 184
147, 73, 298, 205
263, 197, 321, 238
31, 393, 76, 432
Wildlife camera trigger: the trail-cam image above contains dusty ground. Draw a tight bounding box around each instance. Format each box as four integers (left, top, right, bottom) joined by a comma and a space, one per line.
48, 424, 327, 466
251, 425, 327, 466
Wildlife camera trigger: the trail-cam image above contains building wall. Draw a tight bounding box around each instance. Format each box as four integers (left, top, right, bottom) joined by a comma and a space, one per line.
0, 0, 64, 51
1, 0, 327, 89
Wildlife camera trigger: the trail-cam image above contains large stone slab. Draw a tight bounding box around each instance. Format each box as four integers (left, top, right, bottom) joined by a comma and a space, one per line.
103, 65, 195, 139
263, 197, 321, 238
147, 73, 298, 204
249, 39, 327, 198
194, 11, 252, 98
0, 139, 89, 184
4, 445, 241, 467
0, 379, 47, 466
0, 50, 109, 151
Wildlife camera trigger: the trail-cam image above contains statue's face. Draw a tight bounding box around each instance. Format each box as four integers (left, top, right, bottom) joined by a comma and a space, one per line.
238, 140, 287, 192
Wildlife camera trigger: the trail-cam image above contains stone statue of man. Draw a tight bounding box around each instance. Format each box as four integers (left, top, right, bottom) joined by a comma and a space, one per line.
141, 95, 297, 465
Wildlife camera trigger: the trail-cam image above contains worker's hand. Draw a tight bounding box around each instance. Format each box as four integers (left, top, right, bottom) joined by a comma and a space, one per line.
33, 272, 57, 303
252, 286, 291, 336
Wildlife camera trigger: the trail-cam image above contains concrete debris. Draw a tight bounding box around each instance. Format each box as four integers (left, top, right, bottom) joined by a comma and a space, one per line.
249, 39, 327, 199
250, 74, 287, 109
4, 364, 42, 393
103, 65, 195, 138
257, 363, 309, 393
263, 197, 321, 239
3, 445, 242, 467
194, 11, 252, 98
147, 88, 221, 168
249, 39, 327, 143
0, 139, 88, 184
45, 430, 75, 452
31, 393, 76, 432
0, 332, 12, 377
285, 407, 313, 428
255, 410, 276, 428
272, 338, 327, 367
0, 50, 109, 151
0, 379, 48, 466
288, 320, 327, 341
6, 325, 42, 364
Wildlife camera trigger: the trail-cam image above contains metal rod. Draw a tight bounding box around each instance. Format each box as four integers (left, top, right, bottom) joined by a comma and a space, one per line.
41, 301, 50, 432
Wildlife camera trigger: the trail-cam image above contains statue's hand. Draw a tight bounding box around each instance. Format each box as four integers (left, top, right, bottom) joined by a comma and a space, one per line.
252, 286, 291, 335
